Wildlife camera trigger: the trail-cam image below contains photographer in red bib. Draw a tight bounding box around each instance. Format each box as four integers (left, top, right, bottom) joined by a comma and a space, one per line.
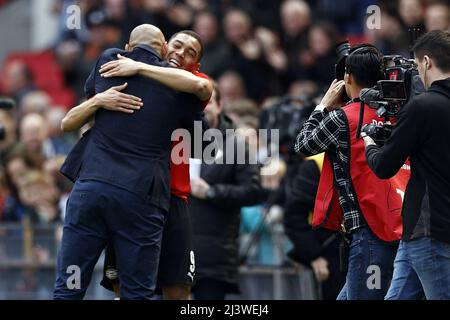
295, 44, 410, 300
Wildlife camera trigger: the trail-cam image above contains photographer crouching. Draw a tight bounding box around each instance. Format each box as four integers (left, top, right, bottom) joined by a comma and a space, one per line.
362, 30, 450, 300
295, 44, 410, 300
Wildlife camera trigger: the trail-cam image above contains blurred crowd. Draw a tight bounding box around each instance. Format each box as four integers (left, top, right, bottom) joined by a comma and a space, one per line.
0, 0, 449, 298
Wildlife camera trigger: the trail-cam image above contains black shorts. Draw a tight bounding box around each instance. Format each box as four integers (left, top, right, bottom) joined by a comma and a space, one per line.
100, 195, 195, 293
156, 195, 195, 291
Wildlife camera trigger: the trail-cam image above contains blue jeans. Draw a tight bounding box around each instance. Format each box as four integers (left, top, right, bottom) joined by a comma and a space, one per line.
337, 227, 398, 300
53, 180, 166, 300
385, 241, 425, 300
387, 237, 450, 300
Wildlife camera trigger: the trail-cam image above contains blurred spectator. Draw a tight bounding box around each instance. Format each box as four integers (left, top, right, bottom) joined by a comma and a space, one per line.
398, 0, 425, 30
141, 0, 192, 38
104, 0, 126, 22
280, 0, 311, 85
217, 71, 247, 107
4, 153, 31, 193
238, 0, 282, 31
288, 80, 319, 99
68, 7, 124, 102
20, 91, 51, 117
240, 204, 292, 266
16, 170, 61, 224
310, 0, 373, 35
1, 153, 63, 224
185, 0, 208, 13
2, 152, 34, 222
103, 0, 138, 42
281, 0, 311, 41
2, 61, 36, 104
85, 8, 123, 53
193, 11, 232, 78
425, 1, 450, 32
304, 22, 338, 87
224, 99, 260, 126
255, 27, 288, 73
45, 107, 75, 155
166, 2, 194, 31
0, 110, 20, 168
222, 9, 280, 101
223, 9, 261, 59
42, 106, 73, 219
190, 86, 262, 300
238, 115, 260, 133
235, 114, 260, 165
114, 0, 152, 44
55, 40, 84, 99
19, 113, 57, 168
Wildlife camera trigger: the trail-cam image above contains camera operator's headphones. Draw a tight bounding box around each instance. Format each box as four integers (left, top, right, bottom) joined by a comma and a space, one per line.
345, 44, 387, 81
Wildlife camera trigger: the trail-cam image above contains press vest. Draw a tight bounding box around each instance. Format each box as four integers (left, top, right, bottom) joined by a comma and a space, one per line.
312, 102, 410, 242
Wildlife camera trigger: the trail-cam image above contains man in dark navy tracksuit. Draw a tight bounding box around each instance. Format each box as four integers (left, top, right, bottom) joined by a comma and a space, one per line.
53, 24, 201, 300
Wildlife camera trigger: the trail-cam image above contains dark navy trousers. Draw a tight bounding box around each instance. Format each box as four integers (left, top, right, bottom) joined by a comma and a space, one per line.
53, 179, 166, 300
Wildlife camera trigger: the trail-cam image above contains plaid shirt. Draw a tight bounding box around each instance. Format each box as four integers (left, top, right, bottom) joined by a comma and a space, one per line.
295, 108, 365, 233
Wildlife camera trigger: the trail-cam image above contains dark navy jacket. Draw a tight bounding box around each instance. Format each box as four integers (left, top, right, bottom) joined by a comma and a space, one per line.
61, 45, 201, 211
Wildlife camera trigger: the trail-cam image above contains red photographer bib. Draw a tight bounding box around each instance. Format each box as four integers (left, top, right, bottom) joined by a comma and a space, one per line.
312, 102, 410, 242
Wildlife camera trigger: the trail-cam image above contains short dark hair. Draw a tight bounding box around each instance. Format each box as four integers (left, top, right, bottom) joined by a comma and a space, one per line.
169, 30, 204, 61
413, 30, 450, 73
345, 44, 385, 87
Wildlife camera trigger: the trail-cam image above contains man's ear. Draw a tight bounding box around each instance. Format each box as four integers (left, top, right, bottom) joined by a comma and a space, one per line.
424, 55, 431, 70
344, 72, 352, 85
125, 43, 130, 51
161, 42, 168, 59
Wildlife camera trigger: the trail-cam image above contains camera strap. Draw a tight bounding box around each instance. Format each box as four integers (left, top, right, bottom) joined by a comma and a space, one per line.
355, 100, 365, 139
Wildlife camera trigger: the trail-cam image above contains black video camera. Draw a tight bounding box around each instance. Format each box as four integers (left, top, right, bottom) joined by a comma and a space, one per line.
361, 122, 394, 146
358, 57, 424, 145
360, 80, 408, 118
355, 28, 425, 145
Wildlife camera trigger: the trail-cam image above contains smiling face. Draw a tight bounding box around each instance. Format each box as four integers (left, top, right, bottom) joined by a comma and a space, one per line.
166, 32, 202, 71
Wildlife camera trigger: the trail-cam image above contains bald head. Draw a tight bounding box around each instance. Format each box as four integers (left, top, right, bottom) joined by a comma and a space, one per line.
20, 113, 48, 153
281, 0, 311, 36
127, 24, 166, 56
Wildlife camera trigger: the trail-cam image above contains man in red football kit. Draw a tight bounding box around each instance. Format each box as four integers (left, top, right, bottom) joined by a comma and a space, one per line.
62, 30, 212, 300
